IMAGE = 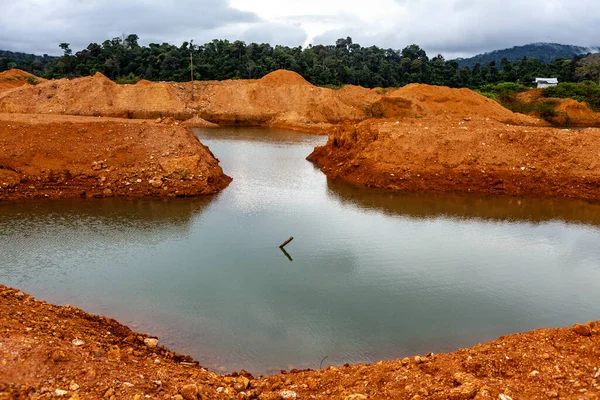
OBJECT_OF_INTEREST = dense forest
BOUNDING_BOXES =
[1,35,599,90]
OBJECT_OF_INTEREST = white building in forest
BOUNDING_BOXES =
[534,78,558,88]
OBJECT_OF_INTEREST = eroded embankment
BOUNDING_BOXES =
[308,117,600,200]
[0,113,231,201]
[1,285,599,399]
[0,70,549,131]
[516,89,600,127]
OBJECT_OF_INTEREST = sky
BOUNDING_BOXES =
[1,0,599,59]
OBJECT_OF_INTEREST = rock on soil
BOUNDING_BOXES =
[1,284,600,399]
[308,116,600,200]
[0,113,231,201]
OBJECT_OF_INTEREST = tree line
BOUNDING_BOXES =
[1,35,598,89]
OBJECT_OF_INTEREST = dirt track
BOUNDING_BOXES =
[1,285,599,400]
[0,113,231,201]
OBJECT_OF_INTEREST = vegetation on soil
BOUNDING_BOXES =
[543,81,600,112]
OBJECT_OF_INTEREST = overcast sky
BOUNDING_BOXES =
[1,0,598,59]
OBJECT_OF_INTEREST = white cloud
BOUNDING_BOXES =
[0,0,598,58]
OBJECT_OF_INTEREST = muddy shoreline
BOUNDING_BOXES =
[2,69,600,398]
[1,285,598,399]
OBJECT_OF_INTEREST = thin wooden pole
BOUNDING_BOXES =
[190,40,194,101]
[279,236,294,248]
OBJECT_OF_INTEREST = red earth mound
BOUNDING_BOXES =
[0,113,231,201]
[308,116,600,200]
[0,69,44,93]
[0,70,549,129]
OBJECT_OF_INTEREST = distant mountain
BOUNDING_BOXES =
[455,43,600,68]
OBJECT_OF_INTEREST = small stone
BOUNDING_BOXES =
[542,353,551,360]
[180,384,198,400]
[234,376,250,391]
[103,388,114,398]
[173,396,183,400]
[103,188,113,197]
[143,338,159,348]
[345,395,367,400]
[547,391,558,398]
[150,177,163,188]
[529,370,540,377]
[15,291,25,299]
[401,357,409,365]
[573,323,591,336]
[280,390,297,400]
[498,395,513,400]
[414,355,423,364]
[69,382,79,391]
[55,389,68,396]
[71,339,85,346]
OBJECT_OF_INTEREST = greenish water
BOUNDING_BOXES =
[1,127,600,375]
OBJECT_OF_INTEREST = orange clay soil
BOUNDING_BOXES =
[307,116,600,200]
[0,113,230,201]
[0,70,546,132]
[1,285,599,400]
[516,90,600,127]
[0,70,45,93]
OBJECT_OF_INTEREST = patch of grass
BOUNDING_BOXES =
[476,82,529,102]
[116,73,142,85]
[319,84,345,90]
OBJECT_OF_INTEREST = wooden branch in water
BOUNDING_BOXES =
[280,247,293,262]
[279,236,294,248]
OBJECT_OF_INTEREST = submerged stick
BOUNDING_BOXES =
[279,236,294,248]
[280,247,293,262]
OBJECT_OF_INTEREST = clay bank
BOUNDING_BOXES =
[3,69,600,201]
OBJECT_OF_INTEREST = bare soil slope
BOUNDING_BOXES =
[0,69,44,93]
[376,84,546,126]
[0,70,548,131]
[516,90,600,127]
[0,113,231,201]
[1,285,599,399]
[308,117,600,200]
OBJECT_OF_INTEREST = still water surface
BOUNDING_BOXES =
[2,127,600,374]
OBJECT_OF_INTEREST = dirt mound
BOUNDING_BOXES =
[553,98,600,126]
[259,69,310,86]
[380,84,547,125]
[0,113,230,201]
[136,79,152,85]
[0,69,44,94]
[0,70,550,129]
[308,117,600,200]
[2,284,599,399]
[0,73,185,119]
[182,115,219,128]
[0,69,36,79]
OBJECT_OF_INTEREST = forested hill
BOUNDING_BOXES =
[0,50,56,76]
[456,43,600,68]
[1,36,598,89]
